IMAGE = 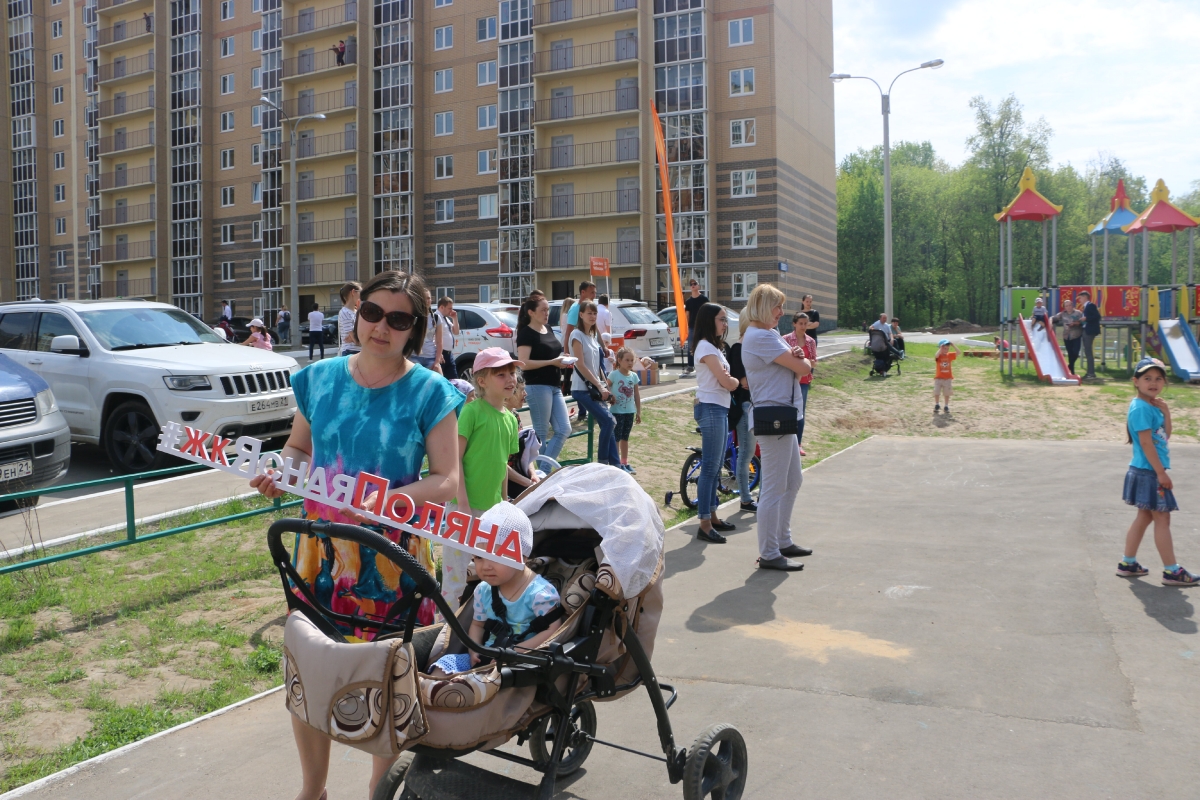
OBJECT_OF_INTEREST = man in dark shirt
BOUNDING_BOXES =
[1078,290,1102,379]
[801,294,820,346]
[683,278,708,373]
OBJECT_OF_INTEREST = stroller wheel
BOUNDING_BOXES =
[370,751,415,800]
[682,723,748,800]
[528,700,597,777]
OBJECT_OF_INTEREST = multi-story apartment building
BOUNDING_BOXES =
[0,0,835,324]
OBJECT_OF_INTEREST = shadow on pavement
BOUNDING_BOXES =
[662,534,707,582]
[1128,581,1198,634]
[684,569,787,633]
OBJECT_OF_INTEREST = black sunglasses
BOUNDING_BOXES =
[358,300,417,332]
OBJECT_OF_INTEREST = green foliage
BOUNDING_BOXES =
[246,642,282,675]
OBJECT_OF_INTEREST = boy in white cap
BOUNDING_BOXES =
[933,338,959,414]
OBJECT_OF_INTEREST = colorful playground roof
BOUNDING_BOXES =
[1123,179,1198,234]
[1090,179,1139,236]
[995,167,1063,222]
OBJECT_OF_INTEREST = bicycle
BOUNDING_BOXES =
[666,429,760,509]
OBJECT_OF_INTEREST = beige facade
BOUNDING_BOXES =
[0,0,835,323]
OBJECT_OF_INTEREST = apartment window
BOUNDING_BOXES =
[221,111,235,131]
[54,184,66,202]
[221,261,235,282]
[436,286,456,301]
[53,119,64,137]
[252,258,262,279]
[221,186,235,206]
[54,152,65,169]
[251,143,260,164]
[478,194,498,219]
[729,18,753,46]
[220,36,234,57]
[477,60,496,86]
[221,74,235,94]
[56,282,68,299]
[434,69,453,93]
[55,250,68,267]
[252,219,261,238]
[477,149,497,174]
[731,220,757,249]
[434,25,453,50]
[55,217,66,235]
[434,111,453,135]
[730,68,755,96]
[251,67,261,88]
[252,298,262,317]
[52,54,63,71]
[478,239,497,263]
[221,0,233,19]
[252,29,261,50]
[477,16,496,41]
[252,0,260,11]
[51,20,63,37]
[221,148,235,169]
[730,169,756,197]
[477,105,497,130]
[221,224,235,243]
[435,199,455,223]
[53,86,64,104]
[435,0,451,6]
[251,182,262,204]
[434,155,453,178]
[732,272,758,300]
[51,0,62,5]
[730,118,756,147]
[435,242,454,267]
[252,104,261,127]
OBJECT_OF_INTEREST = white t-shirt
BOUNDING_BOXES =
[308,310,324,334]
[222,304,232,319]
[420,315,438,358]
[569,329,603,393]
[693,340,731,408]
[434,311,455,349]
[338,305,359,353]
[597,304,612,343]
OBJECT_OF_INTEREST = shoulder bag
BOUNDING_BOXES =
[752,378,798,437]
[570,334,605,401]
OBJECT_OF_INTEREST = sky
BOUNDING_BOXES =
[831,0,1200,194]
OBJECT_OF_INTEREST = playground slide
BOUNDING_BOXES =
[1157,319,1200,382]
[1017,315,1081,385]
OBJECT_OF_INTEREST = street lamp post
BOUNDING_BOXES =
[261,96,324,340]
[830,59,944,321]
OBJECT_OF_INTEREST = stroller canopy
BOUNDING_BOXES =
[516,464,665,597]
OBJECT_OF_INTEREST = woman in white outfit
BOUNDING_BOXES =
[739,284,813,571]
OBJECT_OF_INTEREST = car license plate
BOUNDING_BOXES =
[249,396,290,414]
[650,338,665,347]
[0,460,32,482]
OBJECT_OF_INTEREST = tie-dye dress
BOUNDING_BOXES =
[290,357,464,638]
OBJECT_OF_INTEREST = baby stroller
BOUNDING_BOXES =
[267,463,748,800]
[867,328,902,377]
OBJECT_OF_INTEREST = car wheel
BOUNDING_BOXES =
[455,356,475,383]
[104,401,167,474]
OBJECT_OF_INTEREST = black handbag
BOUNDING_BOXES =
[752,380,799,436]
[574,365,604,402]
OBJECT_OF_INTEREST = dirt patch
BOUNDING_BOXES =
[18,711,92,751]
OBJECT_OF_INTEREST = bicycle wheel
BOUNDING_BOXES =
[679,452,701,509]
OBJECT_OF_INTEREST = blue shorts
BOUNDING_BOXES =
[1123,466,1179,512]
[613,412,635,441]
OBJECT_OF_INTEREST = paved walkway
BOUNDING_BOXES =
[12,436,1200,799]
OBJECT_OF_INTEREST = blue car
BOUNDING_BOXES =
[0,353,71,512]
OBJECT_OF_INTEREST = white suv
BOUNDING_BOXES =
[446,303,520,380]
[548,299,674,364]
[0,300,299,473]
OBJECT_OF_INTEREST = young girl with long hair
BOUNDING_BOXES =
[569,300,620,467]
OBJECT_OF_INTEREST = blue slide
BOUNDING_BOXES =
[1158,318,1200,382]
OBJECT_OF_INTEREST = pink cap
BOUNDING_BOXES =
[472,347,525,371]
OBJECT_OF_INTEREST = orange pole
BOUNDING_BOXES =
[651,103,688,345]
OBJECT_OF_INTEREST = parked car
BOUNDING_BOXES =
[549,299,674,364]
[0,353,70,512]
[0,299,299,473]
[447,303,520,380]
[228,316,280,345]
[299,317,339,347]
[657,305,741,357]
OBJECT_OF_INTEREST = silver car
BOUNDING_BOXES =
[0,353,70,512]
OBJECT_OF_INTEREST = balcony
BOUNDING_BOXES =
[532,38,637,76]
[98,89,156,120]
[97,276,156,298]
[533,87,637,123]
[98,239,156,263]
[282,48,357,80]
[536,240,640,270]
[97,14,152,48]
[283,86,357,118]
[97,52,154,85]
[283,217,358,244]
[297,261,358,285]
[282,129,358,161]
[98,126,155,156]
[284,173,357,203]
[282,3,358,40]
[534,137,638,171]
[99,202,155,228]
[533,0,637,27]
[97,0,152,15]
[98,164,155,191]
[535,188,640,219]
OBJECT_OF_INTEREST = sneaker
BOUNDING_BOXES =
[1116,560,1149,578]
[740,501,758,512]
[1162,566,1200,586]
[934,404,940,413]
[943,406,950,414]
[622,464,637,475]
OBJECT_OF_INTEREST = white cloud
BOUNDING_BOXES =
[833,0,1200,193]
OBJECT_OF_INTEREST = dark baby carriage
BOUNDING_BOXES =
[867,327,902,376]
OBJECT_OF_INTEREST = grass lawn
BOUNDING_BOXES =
[3,342,1198,789]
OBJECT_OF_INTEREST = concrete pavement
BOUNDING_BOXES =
[11,435,1200,799]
